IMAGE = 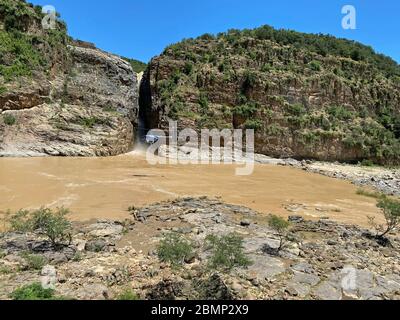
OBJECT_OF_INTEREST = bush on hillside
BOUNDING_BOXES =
[205,233,252,271]
[7,207,72,248]
[267,215,290,253]
[10,283,54,300]
[368,196,400,239]
[157,233,194,268]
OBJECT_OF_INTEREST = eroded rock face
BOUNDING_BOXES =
[0,45,139,157]
[140,31,400,165]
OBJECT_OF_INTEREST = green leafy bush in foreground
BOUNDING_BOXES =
[19,252,47,271]
[157,233,194,268]
[6,207,72,248]
[9,282,71,301]
[31,207,72,247]
[205,233,252,271]
[116,289,140,300]
[7,209,32,232]
[10,283,55,300]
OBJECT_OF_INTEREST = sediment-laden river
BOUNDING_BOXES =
[0,152,379,226]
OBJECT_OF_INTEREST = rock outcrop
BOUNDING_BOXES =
[0,0,139,157]
[141,26,400,165]
[1,197,399,300]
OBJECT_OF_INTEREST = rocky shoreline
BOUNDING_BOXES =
[281,160,400,197]
[1,197,399,300]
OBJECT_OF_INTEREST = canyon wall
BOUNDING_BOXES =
[141,28,400,164]
[0,0,139,156]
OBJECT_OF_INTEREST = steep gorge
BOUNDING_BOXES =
[1,0,400,165]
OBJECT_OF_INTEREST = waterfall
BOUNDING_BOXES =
[134,71,148,150]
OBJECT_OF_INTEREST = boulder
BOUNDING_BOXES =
[41,265,57,289]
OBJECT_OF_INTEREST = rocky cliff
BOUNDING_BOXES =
[0,0,139,156]
[141,26,400,165]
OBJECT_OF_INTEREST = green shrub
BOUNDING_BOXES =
[300,131,320,145]
[183,62,193,75]
[31,207,72,248]
[198,92,209,113]
[327,105,354,121]
[234,101,258,118]
[267,215,290,252]
[3,113,16,126]
[218,62,226,73]
[72,252,82,262]
[242,70,257,90]
[10,283,55,300]
[77,116,110,128]
[116,289,139,300]
[261,63,272,72]
[199,33,215,41]
[6,209,32,232]
[370,196,400,238]
[205,233,252,271]
[360,159,375,167]
[0,266,12,274]
[309,60,321,71]
[171,70,181,84]
[286,103,306,116]
[0,85,6,95]
[244,119,263,130]
[7,207,72,248]
[20,252,47,270]
[266,123,285,136]
[157,233,194,268]
[122,57,147,73]
[103,106,121,116]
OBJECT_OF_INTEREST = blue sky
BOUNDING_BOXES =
[29,0,400,63]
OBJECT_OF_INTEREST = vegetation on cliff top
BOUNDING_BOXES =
[166,25,400,79]
[0,1,146,84]
[122,57,147,73]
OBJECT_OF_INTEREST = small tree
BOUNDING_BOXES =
[10,283,55,301]
[205,233,252,271]
[369,196,400,238]
[267,215,290,252]
[7,207,72,249]
[31,208,72,248]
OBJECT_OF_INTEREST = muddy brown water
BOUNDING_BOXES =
[0,152,380,227]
